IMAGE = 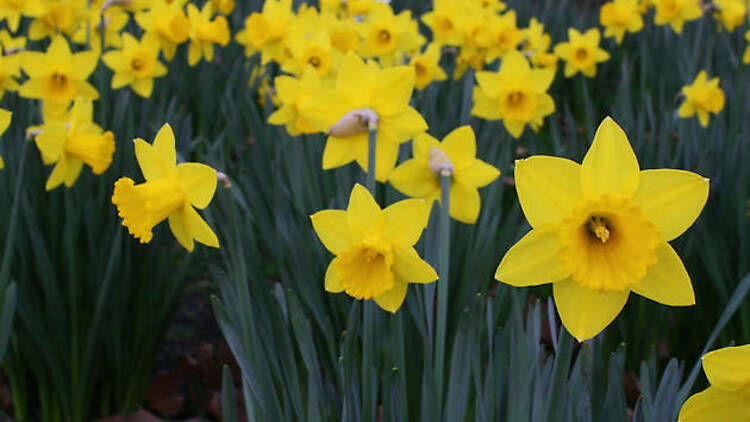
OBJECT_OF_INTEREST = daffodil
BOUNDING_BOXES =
[0,0,43,32]
[473,0,507,14]
[235,0,293,64]
[0,108,10,169]
[389,126,500,223]
[34,97,115,190]
[678,345,750,421]
[357,3,424,66]
[475,10,522,63]
[211,0,234,15]
[421,0,465,46]
[521,18,558,70]
[495,117,709,341]
[0,45,21,99]
[653,0,702,34]
[554,28,610,78]
[410,43,447,90]
[135,0,190,60]
[186,3,230,66]
[19,35,99,111]
[28,0,87,41]
[600,0,644,44]
[301,52,428,182]
[72,8,129,55]
[678,71,725,128]
[282,28,339,78]
[310,184,437,312]
[112,123,220,252]
[323,12,361,53]
[103,33,167,98]
[714,0,745,32]
[268,67,323,136]
[471,50,555,138]
[0,29,26,52]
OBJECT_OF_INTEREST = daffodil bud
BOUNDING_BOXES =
[101,0,132,12]
[217,171,231,188]
[328,108,378,137]
[428,147,454,177]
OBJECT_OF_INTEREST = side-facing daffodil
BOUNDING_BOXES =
[72,8,129,55]
[211,0,234,15]
[653,0,702,34]
[495,117,709,341]
[554,28,610,78]
[599,0,644,44]
[301,52,428,182]
[410,43,447,90]
[310,184,437,312]
[268,66,323,136]
[135,0,190,60]
[678,71,725,128]
[389,126,500,223]
[19,35,99,113]
[103,33,167,98]
[678,345,750,421]
[112,123,220,252]
[186,2,230,66]
[28,0,87,41]
[714,0,745,32]
[0,108,10,169]
[34,97,115,190]
[472,49,555,138]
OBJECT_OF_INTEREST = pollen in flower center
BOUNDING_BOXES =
[307,56,321,68]
[50,72,70,90]
[378,29,391,43]
[508,91,525,107]
[587,215,611,243]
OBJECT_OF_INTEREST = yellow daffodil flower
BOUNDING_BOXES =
[638,0,654,13]
[28,0,87,41]
[211,0,234,15]
[235,0,293,64]
[522,18,558,71]
[323,12,361,54]
[186,3,230,66]
[358,3,424,66]
[34,97,115,190]
[301,52,428,182]
[0,29,27,52]
[72,8,129,55]
[135,0,190,60]
[0,46,21,99]
[678,71,725,128]
[653,0,702,34]
[268,67,323,136]
[600,0,644,44]
[471,50,555,138]
[473,0,507,14]
[389,126,500,223]
[0,109,10,169]
[19,35,99,111]
[310,184,437,312]
[282,28,339,78]
[421,0,465,46]
[112,123,220,252]
[410,43,447,90]
[0,0,43,32]
[476,10,522,63]
[678,345,750,421]
[496,117,709,341]
[714,0,745,32]
[102,33,167,98]
[554,28,610,78]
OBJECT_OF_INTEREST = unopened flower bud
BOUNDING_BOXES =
[428,147,454,177]
[26,129,42,140]
[217,171,231,188]
[328,108,379,137]
[101,0,132,12]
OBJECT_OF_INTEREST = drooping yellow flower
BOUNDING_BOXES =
[235,0,293,64]
[714,0,745,32]
[186,3,230,66]
[0,109,10,169]
[72,8,129,55]
[211,0,234,15]
[410,43,447,90]
[112,123,220,252]
[389,126,500,223]
[19,35,99,111]
[600,0,644,44]
[34,97,115,190]
[471,50,555,138]
[301,52,428,182]
[475,10,522,63]
[678,71,725,128]
[268,67,323,136]
[103,33,167,98]
[678,345,750,422]
[135,0,190,60]
[554,28,610,78]
[310,184,437,312]
[0,45,21,99]
[653,0,702,34]
[495,117,709,341]
[0,0,43,32]
[28,0,87,41]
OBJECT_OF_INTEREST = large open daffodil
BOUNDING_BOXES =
[496,117,709,341]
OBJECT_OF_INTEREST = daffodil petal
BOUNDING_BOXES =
[153,123,177,166]
[630,242,694,306]
[324,259,345,293]
[449,181,480,224]
[372,66,414,117]
[389,159,440,199]
[134,138,174,181]
[393,245,437,284]
[184,205,219,248]
[581,117,640,200]
[383,198,430,246]
[0,109,10,134]
[678,386,750,422]
[373,279,408,313]
[515,156,582,227]
[702,345,750,391]
[454,160,500,188]
[553,279,629,341]
[440,125,475,170]
[168,210,194,251]
[495,225,570,286]
[310,209,357,255]
[347,184,382,234]
[631,169,709,241]
[177,162,217,209]
[322,134,360,170]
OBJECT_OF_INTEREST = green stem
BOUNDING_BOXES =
[362,122,378,422]
[366,124,377,192]
[0,141,28,290]
[434,171,451,414]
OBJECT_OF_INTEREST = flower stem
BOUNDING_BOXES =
[362,123,377,422]
[366,123,377,193]
[434,171,451,413]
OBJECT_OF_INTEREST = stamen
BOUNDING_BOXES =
[587,216,611,243]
